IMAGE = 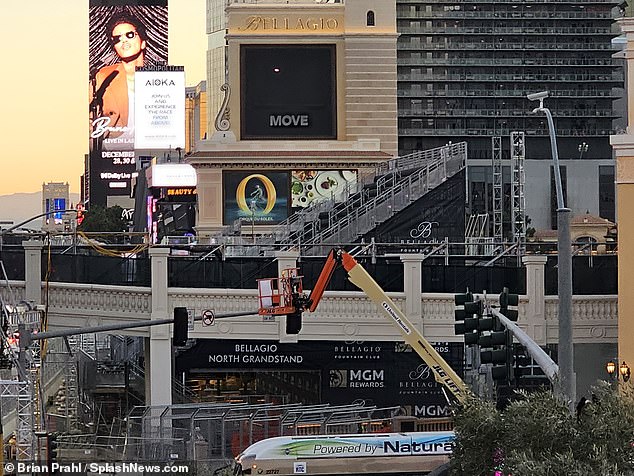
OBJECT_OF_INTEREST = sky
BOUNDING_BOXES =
[0,0,207,195]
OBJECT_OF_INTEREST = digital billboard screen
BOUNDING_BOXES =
[45,198,66,225]
[88,0,168,205]
[223,171,289,225]
[291,170,357,208]
[241,45,336,139]
[135,69,186,150]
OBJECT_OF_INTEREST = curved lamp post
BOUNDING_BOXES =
[527,91,575,410]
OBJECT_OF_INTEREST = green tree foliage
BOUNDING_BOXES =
[451,382,634,476]
[451,396,501,475]
[77,205,127,233]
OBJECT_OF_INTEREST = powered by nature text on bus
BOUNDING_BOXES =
[233,431,454,475]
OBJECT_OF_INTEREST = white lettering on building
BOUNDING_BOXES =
[269,114,309,127]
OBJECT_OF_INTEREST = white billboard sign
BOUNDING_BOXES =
[147,163,197,187]
[135,70,185,149]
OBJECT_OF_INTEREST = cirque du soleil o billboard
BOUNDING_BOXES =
[223,172,289,225]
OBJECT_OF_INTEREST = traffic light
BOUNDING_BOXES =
[173,307,189,346]
[499,287,519,321]
[47,432,59,464]
[513,345,533,379]
[286,311,302,335]
[477,314,506,348]
[454,293,470,336]
[478,313,513,382]
[454,293,482,345]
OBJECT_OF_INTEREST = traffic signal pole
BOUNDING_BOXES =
[28,310,258,342]
[20,311,258,353]
[491,308,559,383]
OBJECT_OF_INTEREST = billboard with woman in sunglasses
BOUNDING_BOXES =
[88,1,168,204]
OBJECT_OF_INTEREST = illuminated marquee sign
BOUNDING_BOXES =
[291,170,357,208]
[135,69,186,150]
[166,188,196,197]
[147,163,197,188]
[163,187,197,202]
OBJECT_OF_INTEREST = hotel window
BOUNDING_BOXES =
[367,11,375,26]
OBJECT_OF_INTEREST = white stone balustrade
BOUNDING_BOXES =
[34,286,616,345]
[0,240,617,405]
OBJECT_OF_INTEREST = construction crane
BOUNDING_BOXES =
[257,249,471,405]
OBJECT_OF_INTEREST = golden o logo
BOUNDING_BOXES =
[236,174,277,214]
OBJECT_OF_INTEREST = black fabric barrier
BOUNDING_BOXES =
[545,255,617,295]
[169,257,279,289]
[0,249,25,281]
[299,256,405,293]
[422,263,526,295]
[46,253,150,286]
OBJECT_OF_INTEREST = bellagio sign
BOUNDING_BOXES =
[240,15,340,32]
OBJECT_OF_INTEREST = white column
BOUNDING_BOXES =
[611,17,634,387]
[276,251,299,276]
[144,337,151,403]
[148,247,172,406]
[522,255,548,345]
[22,240,43,305]
[400,254,424,330]
[275,251,299,343]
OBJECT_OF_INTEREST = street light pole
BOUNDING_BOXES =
[578,142,588,159]
[0,210,78,235]
[527,91,575,411]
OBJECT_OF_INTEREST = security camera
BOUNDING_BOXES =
[526,91,549,101]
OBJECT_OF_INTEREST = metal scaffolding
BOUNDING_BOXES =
[0,380,34,461]
[511,131,526,251]
[0,277,59,461]
[492,136,503,242]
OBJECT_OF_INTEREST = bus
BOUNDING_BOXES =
[233,431,454,475]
